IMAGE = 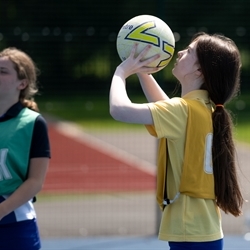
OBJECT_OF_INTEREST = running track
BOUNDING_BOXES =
[42,122,156,193]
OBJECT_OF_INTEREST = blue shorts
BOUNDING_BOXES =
[169,239,223,250]
[0,219,41,250]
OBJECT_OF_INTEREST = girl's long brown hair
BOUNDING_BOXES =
[194,32,244,216]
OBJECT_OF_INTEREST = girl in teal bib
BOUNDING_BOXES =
[0,48,50,250]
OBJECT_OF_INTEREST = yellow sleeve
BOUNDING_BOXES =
[145,99,188,139]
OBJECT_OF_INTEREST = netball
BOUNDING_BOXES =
[116,15,175,71]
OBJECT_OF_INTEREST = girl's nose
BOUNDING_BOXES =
[177,51,183,57]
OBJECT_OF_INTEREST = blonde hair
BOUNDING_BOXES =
[0,47,40,111]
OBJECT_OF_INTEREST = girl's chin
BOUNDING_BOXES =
[172,68,179,80]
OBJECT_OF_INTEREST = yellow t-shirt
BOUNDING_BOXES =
[146,90,223,242]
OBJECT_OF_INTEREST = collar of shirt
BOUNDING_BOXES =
[0,102,24,122]
[182,90,210,103]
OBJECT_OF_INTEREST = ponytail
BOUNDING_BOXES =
[194,32,244,216]
[212,106,243,216]
[21,99,39,112]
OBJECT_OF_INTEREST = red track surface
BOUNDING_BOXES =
[42,125,156,193]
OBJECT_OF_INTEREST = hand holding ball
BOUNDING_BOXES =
[116,15,175,72]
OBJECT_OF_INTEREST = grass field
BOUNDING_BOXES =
[36,92,250,143]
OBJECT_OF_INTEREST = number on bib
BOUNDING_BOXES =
[204,133,213,174]
[0,149,12,180]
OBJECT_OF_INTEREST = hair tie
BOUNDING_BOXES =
[216,104,224,108]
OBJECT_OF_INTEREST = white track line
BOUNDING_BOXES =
[53,121,156,176]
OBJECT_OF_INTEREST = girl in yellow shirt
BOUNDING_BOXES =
[109,32,244,250]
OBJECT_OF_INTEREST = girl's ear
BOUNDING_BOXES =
[18,80,28,90]
[195,68,203,77]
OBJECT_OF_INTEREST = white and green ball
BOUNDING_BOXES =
[116,15,175,71]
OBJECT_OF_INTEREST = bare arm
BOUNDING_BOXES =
[110,73,153,124]
[0,157,49,220]
[137,73,170,102]
[110,44,160,124]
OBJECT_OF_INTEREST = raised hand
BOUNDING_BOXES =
[116,43,160,79]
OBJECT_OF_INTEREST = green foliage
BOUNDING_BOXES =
[0,0,250,94]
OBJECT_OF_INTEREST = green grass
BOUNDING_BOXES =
[36,92,250,143]
[234,124,250,143]
[36,94,147,131]
[226,93,250,143]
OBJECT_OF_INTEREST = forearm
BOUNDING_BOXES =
[109,68,132,120]
[109,45,161,124]
[137,73,169,102]
[0,158,49,220]
[0,178,43,220]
